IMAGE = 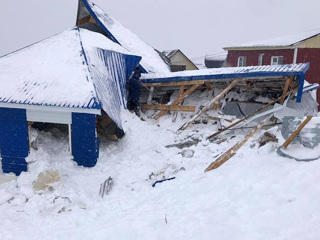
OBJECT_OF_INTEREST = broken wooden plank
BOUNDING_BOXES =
[205,81,213,91]
[142,104,196,112]
[78,15,96,25]
[144,80,205,87]
[282,116,312,148]
[179,78,242,131]
[204,114,274,172]
[154,83,202,120]
[172,85,186,122]
[279,77,291,105]
[206,87,298,140]
[147,86,154,104]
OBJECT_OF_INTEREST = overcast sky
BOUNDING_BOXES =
[0,0,319,62]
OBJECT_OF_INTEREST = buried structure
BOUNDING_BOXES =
[0,27,141,175]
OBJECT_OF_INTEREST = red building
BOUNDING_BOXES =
[224,30,320,104]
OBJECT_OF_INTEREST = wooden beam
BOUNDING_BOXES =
[205,81,213,91]
[78,15,96,25]
[142,104,196,112]
[204,114,273,172]
[282,116,312,148]
[172,85,186,122]
[206,87,298,140]
[144,80,204,87]
[279,77,291,105]
[179,78,242,131]
[154,84,202,120]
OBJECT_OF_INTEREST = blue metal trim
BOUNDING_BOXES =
[81,0,120,45]
[76,27,102,110]
[141,71,308,84]
[296,74,305,103]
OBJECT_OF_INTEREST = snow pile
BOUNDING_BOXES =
[1,92,320,239]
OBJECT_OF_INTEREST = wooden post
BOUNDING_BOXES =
[206,87,298,140]
[204,114,273,172]
[147,87,154,105]
[179,78,241,131]
[280,77,292,105]
[172,85,185,122]
[154,83,202,120]
[282,116,312,148]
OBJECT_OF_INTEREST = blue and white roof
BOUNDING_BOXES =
[79,0,171,74]
[0,27,141,129]
[141,63,310,82]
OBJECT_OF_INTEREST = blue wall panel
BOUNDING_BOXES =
[72,113,99,167]
[0,108,28,175]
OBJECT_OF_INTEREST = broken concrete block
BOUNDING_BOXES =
[33,170,61,192]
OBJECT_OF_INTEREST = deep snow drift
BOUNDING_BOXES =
[1,92,320,240]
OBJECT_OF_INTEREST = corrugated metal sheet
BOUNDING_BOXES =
[0,28,100,110]
[81,0,171,73]
[80,28,141,129]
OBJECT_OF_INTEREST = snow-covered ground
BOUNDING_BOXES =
[1,92,320,240]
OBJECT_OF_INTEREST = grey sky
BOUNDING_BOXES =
[0,0,319,62]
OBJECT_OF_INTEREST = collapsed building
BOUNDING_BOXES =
[0,0,318,175]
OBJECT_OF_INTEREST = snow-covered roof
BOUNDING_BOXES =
[141,63,310,103]
[162,49,179,59]
[141,63,309,81]
[0,27,141,129]
[205,52,227,61]
[80,0,170,74]
[224,29,320,49]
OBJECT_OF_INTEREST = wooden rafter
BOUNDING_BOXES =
[204,114,274,172]
[78,15,97,25]
[153,83,202,120]
[204,81,213,91]
[282,116,312,148]
[172,85,186,122]
[179,78,242,131]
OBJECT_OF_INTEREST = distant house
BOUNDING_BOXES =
[162,49,198,72]
[205,52,227,68]
[223,29,320,103]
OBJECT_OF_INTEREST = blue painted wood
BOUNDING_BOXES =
[72,113,99,167]
[0,108,28,175]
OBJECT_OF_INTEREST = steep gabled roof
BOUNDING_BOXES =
[162,49,179,59]
[77,0,170,73]
[224,29,320,49]
[0,27,141,129]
